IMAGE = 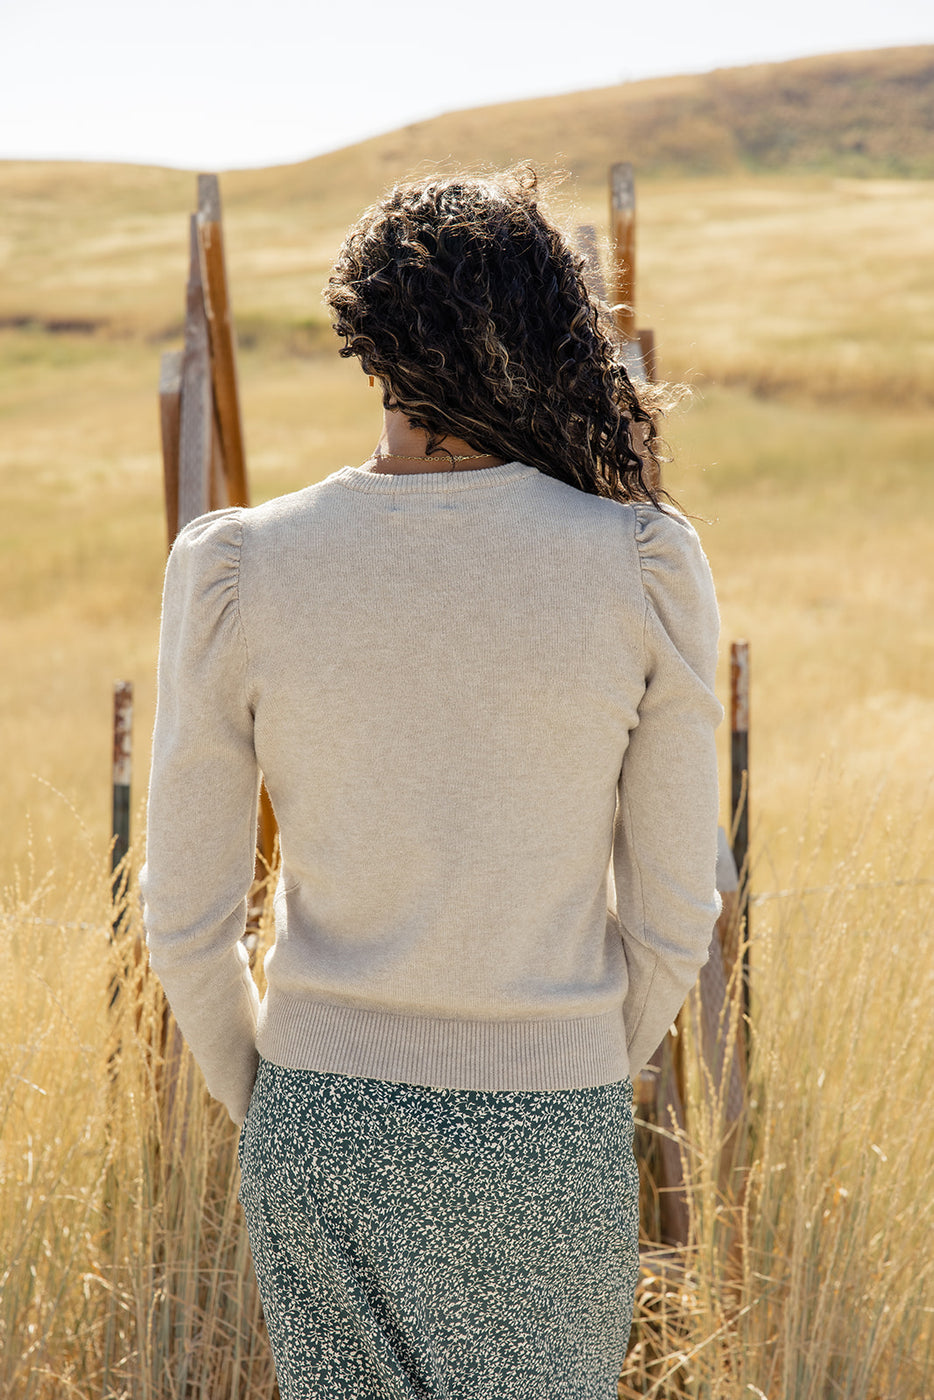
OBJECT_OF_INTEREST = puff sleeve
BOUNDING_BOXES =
[140,510,261,1124]
[614,505,723,1078]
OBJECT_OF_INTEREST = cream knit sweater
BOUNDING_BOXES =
[141,461,723,1124]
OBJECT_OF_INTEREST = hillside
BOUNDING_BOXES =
[231,43,934,206]
[1,46,933,411]
[1,46,932,368]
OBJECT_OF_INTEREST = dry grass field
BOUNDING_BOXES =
[3,808,930,1397]
[2,160,932,887]
[1,53,933,1394]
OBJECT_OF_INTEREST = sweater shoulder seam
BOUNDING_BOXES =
[230,512,254,704]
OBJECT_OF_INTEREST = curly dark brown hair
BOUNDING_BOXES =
[324,166,675,504]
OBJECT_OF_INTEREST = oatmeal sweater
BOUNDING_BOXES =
[141,462,722,1124]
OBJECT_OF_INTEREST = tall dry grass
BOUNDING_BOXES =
[2,148,932,1396]
[4,169,934,887]
[621,781,934,1398]
[0,853,277,1399]
[2,779,931,1397]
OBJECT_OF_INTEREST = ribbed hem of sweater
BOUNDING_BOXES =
[332,462,538,494]
[255,994,632,1092]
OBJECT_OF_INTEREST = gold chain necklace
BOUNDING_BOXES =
[372,451,493,462]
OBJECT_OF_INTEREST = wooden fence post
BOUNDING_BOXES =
[158,351,182,548]
[594,164,753,1252]
[730,640,751,1040]
[197,174,249,510]
[159,173,279,924]
[609,162,657,389]
[177,215,213,530]
[594,163,694,1245]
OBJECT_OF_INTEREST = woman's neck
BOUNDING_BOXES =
[363,407,505,474]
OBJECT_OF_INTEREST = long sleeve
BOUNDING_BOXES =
[139,510,262,1124]
[614,505,723,1078]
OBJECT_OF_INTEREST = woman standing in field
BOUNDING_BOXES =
[141,167,722,1400]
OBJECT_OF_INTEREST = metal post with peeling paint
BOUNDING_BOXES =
[609,161,637,344]
[609,163,648,385]
[112,681,133,870]
[112,681,133,941]
[607,163,661,497]
[730,640,751,1040]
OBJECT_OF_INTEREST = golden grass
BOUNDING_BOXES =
[2,146,932,1394]
[622,786,934,1397]
[0,857,277,1399]
[2,787,930,1397]
[4,344,931,891]
[633,176,934,407]
[3,162,934,405]
[3,184,932,870]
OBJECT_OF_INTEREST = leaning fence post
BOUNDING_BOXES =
[197,173,249,510]
[159,350,182,548]
[730,640,751,1043]
[177,215,213,530]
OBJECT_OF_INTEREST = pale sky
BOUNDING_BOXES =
[2,0,931,170]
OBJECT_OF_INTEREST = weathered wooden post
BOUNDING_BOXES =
[176,215,213,529]
[730,640,751,1039]
[196,174,248,510]
[579,166,688,1245]
[609,161,660,388]
[157,175,278,906]
[197,173,277,906]
[580,166,752,1257]
[159,352,182,548]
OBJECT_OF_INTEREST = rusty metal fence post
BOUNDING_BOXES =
[111,680,133,938]
[609,161,637,345]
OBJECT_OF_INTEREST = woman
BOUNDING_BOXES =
[141,168,722,1400]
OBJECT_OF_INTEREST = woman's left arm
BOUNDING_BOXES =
[140,510,262,1125]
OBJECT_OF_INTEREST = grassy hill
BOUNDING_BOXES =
[246,43,934,200]
[2,47,933,408]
